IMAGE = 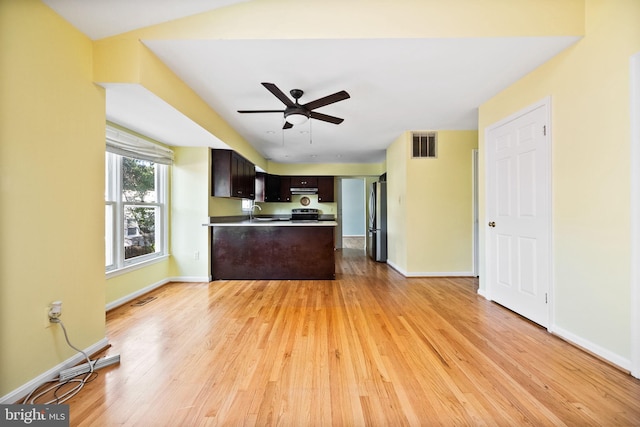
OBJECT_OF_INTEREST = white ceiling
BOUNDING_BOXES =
[42,0,579,164]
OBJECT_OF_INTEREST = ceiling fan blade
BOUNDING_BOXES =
[310,111,344,124]
[237,110,284,113]
[262,82,295,107]
[302,90,350,111]
[283,121,293,130]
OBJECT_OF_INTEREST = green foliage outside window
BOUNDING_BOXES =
[123,157,157,259]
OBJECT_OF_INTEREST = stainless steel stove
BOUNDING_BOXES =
[291,208,319,222]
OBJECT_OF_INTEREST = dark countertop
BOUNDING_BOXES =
[204,219,337,227]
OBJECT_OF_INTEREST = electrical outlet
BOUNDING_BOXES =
[194,250,199,260]
[47,300,62,325]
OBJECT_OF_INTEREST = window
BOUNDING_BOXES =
[241,199,253,211]
[105,126,172,273]
[412,132,437,158]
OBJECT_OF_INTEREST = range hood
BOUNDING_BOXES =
[290,187,318,195]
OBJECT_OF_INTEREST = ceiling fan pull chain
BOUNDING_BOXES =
[309,118,313,145]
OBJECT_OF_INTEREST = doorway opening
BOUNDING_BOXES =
[472,149,479,277]
[340,178,366,252]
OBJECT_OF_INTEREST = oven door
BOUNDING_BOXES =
[291,215,319,222]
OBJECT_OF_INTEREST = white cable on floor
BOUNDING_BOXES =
[22,319,95,405]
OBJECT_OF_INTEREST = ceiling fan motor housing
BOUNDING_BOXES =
[290,89,304,100]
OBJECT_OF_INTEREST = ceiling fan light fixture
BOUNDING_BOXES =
[285,111,309,125]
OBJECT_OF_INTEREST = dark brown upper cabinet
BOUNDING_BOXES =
[317,176,335,202]
[211,149,255,199]
[290,176,318,188]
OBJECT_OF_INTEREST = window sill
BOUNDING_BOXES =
[106,254,170,279]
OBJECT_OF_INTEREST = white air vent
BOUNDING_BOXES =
[412,132,437,158]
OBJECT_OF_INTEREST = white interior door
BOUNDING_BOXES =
[486,100,551,327]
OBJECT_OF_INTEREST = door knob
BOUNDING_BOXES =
[488,221,496,227]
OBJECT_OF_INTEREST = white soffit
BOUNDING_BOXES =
[103,83,228,149]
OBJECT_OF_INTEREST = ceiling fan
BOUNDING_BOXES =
[238,82,350,129]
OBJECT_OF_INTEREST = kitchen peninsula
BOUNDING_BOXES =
[205,219,337,280]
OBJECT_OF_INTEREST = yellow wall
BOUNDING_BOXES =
[386,134,409,270]
[209,196,244,217]
[407,131,477,273]
[170,147,211,280]
[126,0,584,40]
[478,0,640,360]
[387,131,477,275]
[0,0,106,396]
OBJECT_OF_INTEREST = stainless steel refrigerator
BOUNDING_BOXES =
[367,181,387,262]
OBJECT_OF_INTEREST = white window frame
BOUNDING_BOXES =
[105,127,170,276]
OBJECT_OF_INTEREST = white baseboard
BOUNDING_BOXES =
[385,260,474,278]
[403,271,475,278]
[105,276,210,311]
[168,276,210,283]
[385,260,404,275]
[474,294,630,374]
[474,295,630,372]
[549,324,631,372]
[105,278,171,311]
[0,338,109,404]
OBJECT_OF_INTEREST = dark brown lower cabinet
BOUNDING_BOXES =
[211,225,335,280]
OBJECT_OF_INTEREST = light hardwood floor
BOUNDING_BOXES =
[62,247,639,426]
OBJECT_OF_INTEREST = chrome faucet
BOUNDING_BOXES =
[249,203,262,220]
